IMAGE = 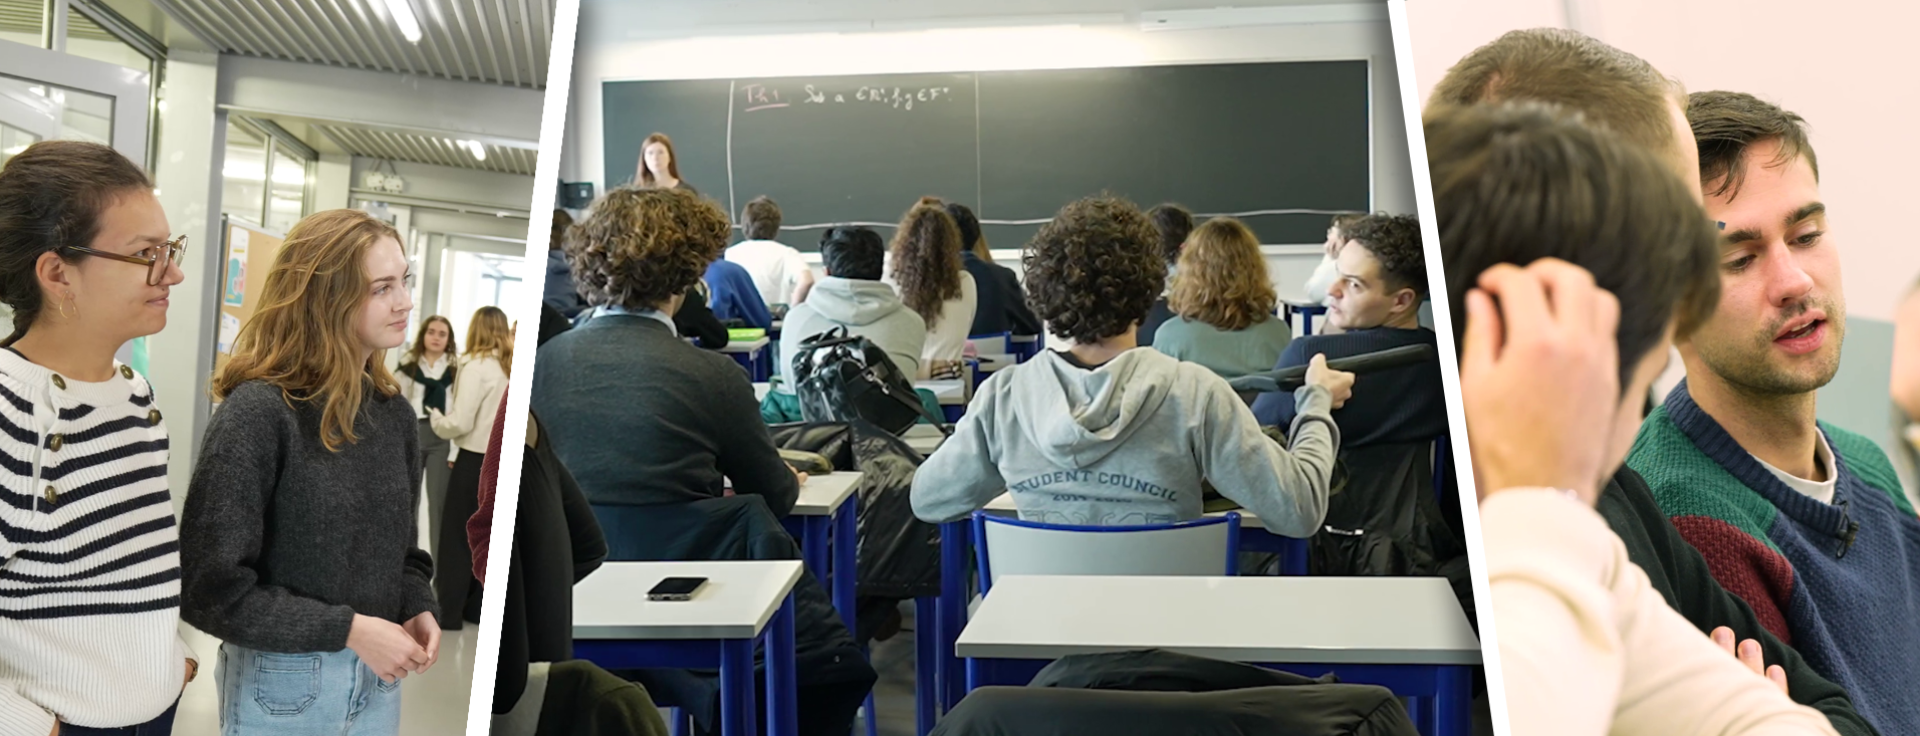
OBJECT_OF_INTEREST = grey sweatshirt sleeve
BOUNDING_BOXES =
[180,387,357,653]
[1197,382,1338,538]
[911,390,1006,523]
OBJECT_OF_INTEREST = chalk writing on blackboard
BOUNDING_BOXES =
[739,83,955,112]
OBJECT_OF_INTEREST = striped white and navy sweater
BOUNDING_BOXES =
[0,350,189,734]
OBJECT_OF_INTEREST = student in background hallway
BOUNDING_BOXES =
[1251,214,1443,446]
[1137,203,1193,346]
[395,315,458,562]
[1427,29,1876,734]
[888,197,976,378]
[1152,217,1292,380]
[183,208,439,736]
[1433,100,1838,736]
[545,210,586,319]
[725,196,814,310]
[0,140,194,736]
[636,132,698,196]
[912,196,1348,530]
[947,202,1041,340]
[430,306,511,630]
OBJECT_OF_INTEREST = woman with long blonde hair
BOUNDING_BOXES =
[429,305,510,629]
[182,208,438,735]
[888,197,976,378]
[635,132,698,195]
[1152,217,1292,379]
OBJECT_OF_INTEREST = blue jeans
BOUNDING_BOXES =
[216,643,401,736]
[59,701,177,736]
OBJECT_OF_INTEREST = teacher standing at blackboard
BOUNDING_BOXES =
[635,132,698,196]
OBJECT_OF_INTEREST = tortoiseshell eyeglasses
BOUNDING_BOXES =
[61,234,187,286]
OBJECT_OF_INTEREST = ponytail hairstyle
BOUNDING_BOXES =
[0,141,152,345]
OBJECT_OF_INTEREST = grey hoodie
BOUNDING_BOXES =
[911,348,1336,535]
[777,276,928,390]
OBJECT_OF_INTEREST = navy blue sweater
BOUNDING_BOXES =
[1630,383,1920,736]
[705,259,773,329]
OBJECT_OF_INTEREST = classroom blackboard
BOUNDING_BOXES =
[602,61,1370,251]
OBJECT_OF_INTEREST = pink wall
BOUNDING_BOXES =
[1406,0,1920,320]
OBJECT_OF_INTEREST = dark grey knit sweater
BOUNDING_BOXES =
[180,379,438,653]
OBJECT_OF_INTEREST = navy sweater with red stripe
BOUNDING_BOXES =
[1628,382,1920,736]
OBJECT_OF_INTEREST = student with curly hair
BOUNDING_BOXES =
[1151,217,1292,379]
[1251,214,1444,447]
[887,198,976,378]
[532,187,876,736]
[910,196,1352,530]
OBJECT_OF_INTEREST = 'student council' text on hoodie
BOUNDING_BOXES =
[910,348,1337,535]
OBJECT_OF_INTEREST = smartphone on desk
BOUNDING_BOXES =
[647,576,708,602]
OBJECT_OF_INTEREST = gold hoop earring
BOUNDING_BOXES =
[56,294,75,321]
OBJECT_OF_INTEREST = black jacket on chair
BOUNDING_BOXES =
[766,420,941,600]
[1309,441,1472,630]
[932,650,1417,736]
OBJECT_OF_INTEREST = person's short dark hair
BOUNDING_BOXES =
[945,202,982,248]
[0,140,152,345]
[1024,196,1163,342]
[550,209,573,251]
[1427,101,1719,391]
[565,186,730,310]
[1330,213,1365,239]
[1147,203,1194,267]
[742,196,782,241]
[1688,91,1819,201]
[1343,214,1427,296]
[1430,28,1683,168]
[820,226,885,281]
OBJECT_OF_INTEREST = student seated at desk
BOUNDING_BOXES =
[704,256,772,328]
[725,195,815,309]
[534,186,875,736]
[910,196,1351,532]
[1151,217,1292,380]
[765,226,928,421]
[1136,203,1193,347]
[889,197,977,378]
[1251,213,1444,447]
[947,202,1041,339]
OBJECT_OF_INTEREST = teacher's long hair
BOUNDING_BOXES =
[212,209,403,452]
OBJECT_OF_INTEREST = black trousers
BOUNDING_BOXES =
[435,448,486,628]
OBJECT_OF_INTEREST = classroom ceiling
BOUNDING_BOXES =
[314,123,538,175]
[149,0,555,88]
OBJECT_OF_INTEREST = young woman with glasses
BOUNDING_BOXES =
[0,140,194,736]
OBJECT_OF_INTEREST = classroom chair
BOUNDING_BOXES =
[971,511,1241,596]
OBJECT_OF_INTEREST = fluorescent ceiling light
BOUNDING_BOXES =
[461,140,487,161]
[381,0,423,43]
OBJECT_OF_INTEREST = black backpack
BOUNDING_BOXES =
[792,326,950,436]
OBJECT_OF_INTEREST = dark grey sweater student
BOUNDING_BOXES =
[181,209,440,736]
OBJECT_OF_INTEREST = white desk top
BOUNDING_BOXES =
[957,575,1481,665]
[720,337,771,353]
[1010,334,1038,343]
[754,382,773,402]
[573,560,803,640]
[902,424,945,454]
[916,379,966,405]
[793,472,860,516]
[982,492,1268,529]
